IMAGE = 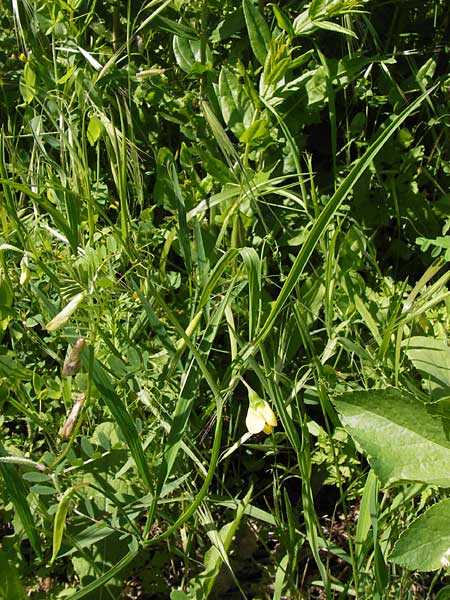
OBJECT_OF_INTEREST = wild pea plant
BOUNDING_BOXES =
[0,0,449,598]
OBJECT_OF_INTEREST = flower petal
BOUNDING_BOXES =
[246,406,266,434]
[263,423,273,435]
[261,402,277,427]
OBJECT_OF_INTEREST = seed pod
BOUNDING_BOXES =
[61,393,85,439]
[62,338,85,377]
[46,291,86,332]
[19,255,30,286]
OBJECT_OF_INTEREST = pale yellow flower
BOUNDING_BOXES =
[245,385,277,435]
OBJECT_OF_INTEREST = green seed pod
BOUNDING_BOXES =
[51,486,75,564]
[19,255,30,286]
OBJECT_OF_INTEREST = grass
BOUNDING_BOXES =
[0,0,450,598]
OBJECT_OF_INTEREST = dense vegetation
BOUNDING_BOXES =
[1,0,450,598]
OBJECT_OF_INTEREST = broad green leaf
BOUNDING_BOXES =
[390,499,450,571]
[242,0,271,66]
[218,67,254,139]
[87,116,103,146]
[239,118,270,145]
[30,484,56,495]
[19,61,36,103]
[334,388,450,487]
[436,586,450,600]
[173,36,200,73]
[173,36,212,74]
[22,471,50,483]
[170,592,188,600]
[405,336,450,400]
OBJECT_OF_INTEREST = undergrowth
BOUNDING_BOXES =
[0,0,450,598]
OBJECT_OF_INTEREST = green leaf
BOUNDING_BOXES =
[186,488,251,597]
[390,499,450,571]
[334,388,450,487]
[19,61,36,103]
[314,19,358,38]
[65,547,139,600]
[405,336,450,400]
[173,36,212,74]
[87,116,103,146]
[435,586,450,600]
[171,163,192,272]
[239,118,270,145]
[30,484,56,495]
[153,16,197,39]
[242,0,271,66]
[22,471,50,483]
[170,592,189,600]
[173,36,200,73]
[239,247,261,339]
[0,449,41,557]
[0,549,27,600]
[57,65,77,84]
[271,5,294,37]
[218,67,254,139]
[308,0,326,19]
[210,7,244,43]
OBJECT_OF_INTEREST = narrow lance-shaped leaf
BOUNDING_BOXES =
[242,0,271,66]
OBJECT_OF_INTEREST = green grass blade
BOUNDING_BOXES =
[67,546,139,600]
[171,162,192,272]
[239,247,261,339]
